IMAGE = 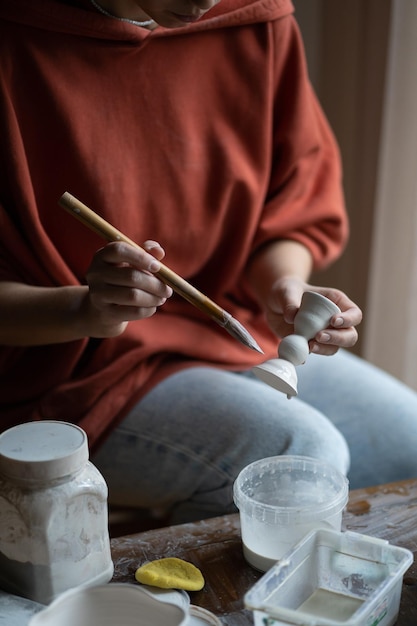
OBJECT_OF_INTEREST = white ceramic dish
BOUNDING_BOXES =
[28,583,188,626]
[139,584,190,611]
[188,604,222,625]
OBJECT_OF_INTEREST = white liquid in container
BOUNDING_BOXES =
[241,518,336,571]
[234,456,348,572]
[297,588,364,620]
[0,421,113,604]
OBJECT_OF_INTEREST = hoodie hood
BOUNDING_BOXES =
[0,0,294,41]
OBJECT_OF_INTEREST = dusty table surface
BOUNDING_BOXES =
[111,478,417,625]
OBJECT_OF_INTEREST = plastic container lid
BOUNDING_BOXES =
[0,421,88,482]
[233,455,349,524]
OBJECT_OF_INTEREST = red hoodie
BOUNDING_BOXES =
[0,0,348,449]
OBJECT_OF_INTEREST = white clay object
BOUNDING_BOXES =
[252,292,341,398]
[252,358,298,397]
[294,291,341,339]
[278,335,309,365]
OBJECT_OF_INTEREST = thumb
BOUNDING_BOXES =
[270,278,305,323]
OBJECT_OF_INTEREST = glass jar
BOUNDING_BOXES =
[0,421,114,604]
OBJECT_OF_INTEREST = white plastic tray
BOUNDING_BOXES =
[244,528,413,626]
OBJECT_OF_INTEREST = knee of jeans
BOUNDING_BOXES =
[291,419,351,477]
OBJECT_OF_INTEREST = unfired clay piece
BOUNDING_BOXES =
[253,292,341,397]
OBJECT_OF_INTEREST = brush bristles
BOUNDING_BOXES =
[224,317,263,354]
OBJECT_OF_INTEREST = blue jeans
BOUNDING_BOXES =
[92,350,417,523]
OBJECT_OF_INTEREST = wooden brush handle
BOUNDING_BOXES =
[59,192,229,325]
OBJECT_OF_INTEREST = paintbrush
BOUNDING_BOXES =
[59,192,263,354]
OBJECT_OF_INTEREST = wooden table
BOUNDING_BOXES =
[111,478,417,625]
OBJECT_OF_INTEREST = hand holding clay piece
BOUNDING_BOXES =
[252,292,341,397]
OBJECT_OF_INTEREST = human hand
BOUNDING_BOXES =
[265,277,362,356]
[84,240,173,337]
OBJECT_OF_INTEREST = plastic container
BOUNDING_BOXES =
[0,421,114,604]
[233,455,349,571]
[244,528,413,626]
[28,584,188,626]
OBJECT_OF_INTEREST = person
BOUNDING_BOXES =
[1,0,417,525]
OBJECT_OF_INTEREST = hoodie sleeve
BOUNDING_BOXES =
[252,15,348,271]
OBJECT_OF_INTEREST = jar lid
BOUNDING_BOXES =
[0,421,89,482]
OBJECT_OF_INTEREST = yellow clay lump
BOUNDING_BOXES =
[135,557,205,591]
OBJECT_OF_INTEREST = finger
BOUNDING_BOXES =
[310,343,340,357]
[107,303,161,321]
[87,261,172,298]
[93,283,169,309]
[314,326,359,350]
[99,242,162,273]
[267,279,307,330]
[143,240,166,261]
[329,305,363,329]
[102,266,172,297]
[90,243,173,298]
[270,280,305,317]
[311,287,363,327]
[283,304,299,325]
